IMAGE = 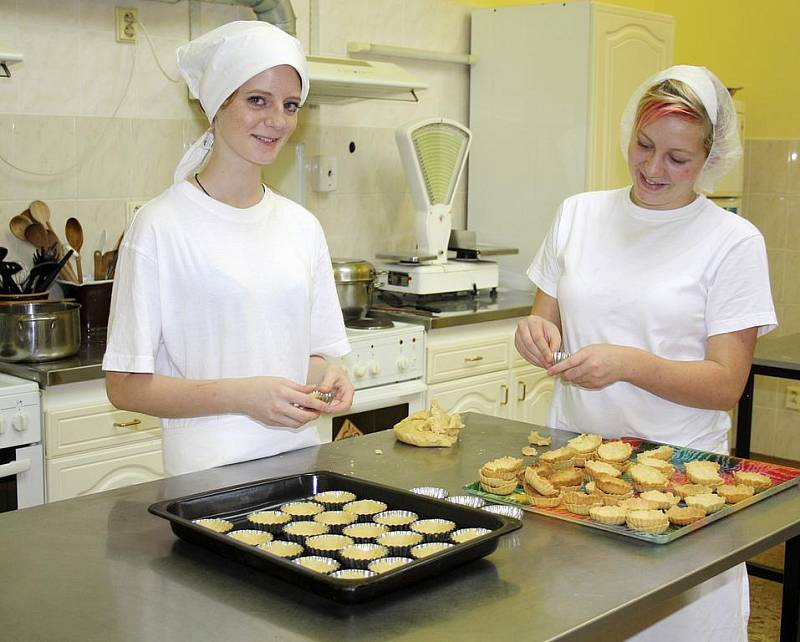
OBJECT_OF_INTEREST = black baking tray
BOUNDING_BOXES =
[148,470,522,603]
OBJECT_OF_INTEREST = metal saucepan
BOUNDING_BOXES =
[331,259,377,321]
[0,300,81,362]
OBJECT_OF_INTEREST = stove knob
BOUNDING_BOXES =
[353,365,366,378]
[12,412,27,432]
[396,356,409,371]
[369,361,380,375]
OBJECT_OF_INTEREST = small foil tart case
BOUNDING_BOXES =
[246,510,292,533]
[293,555,341,575]
[282,520,330,543]
[341,522,389,542]
[279,501,325,521]
[482,504,524,521]
[372,510,419,531]
[313,510,358,533]
[304,534,354,557]
[312,490,357,510]
[446,495,486,509]
[409,487,449,500]
[192,518,234,533]
[450,527,492,544]
[342,499,388,522]
[376,530,424,556]
[409,518,457,542]
[257,540,304,560]
[338,543,389,569]
[330,568,378,580]
[226,529,274,546]
[410,542,455,559]
[368,557,415,574]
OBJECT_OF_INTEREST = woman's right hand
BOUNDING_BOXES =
[515,314,562,368]
[236,377,329,429]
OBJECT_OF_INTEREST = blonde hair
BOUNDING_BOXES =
[634,79,714,156]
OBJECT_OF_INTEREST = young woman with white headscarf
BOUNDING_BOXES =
[104,21,353,476]
[515,65,777,640]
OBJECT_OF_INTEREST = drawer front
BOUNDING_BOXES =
[45,403,161,458]
[426,338,509,384]
[46,438,164,502]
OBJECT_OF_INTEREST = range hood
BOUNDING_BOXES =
[306,55,427,104]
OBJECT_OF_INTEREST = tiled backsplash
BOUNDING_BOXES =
[0,0,470,270]
[742,139,800,461]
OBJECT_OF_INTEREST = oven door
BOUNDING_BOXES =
[317,380,427,443]
[0,443,44,512]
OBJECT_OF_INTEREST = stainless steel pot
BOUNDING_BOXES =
[0,301,81,362]
[331,259,377,321]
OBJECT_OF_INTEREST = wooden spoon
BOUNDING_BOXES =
[28,200,52,231]
[65,217,84,283]
[9,215,30,242]
[24,222,49,249]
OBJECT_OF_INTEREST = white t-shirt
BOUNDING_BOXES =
[103,182,350,475]
[528,187,777,450]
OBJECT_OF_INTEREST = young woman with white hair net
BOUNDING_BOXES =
[103,21,353,476]
[516,65,776,640]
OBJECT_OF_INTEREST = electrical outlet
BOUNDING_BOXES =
[115,6,137,44]
[786,385,800,411]
[126,200,146,228]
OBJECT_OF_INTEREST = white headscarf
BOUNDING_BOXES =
[620,65,742,194]
[173,20,309,183]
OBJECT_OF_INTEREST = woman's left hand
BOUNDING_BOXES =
[547,344,634,389]
[314,363,354,414]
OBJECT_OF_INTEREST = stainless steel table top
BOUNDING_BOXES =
[1,413,798,642]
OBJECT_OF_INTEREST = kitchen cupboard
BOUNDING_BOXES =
[426,319,553,425]
[468,1,675,286]
[43,380,164,502]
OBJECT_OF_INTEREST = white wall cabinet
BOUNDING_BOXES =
[426,319,553,425]
[43,380,164,502]
[468,1,674,286]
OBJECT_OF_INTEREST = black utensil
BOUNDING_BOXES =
[0,261,22,294]
[36,250,74,293]
[22,262,57,293]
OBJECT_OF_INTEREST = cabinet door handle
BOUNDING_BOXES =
[114,418,142,430]
[518,381,527,402]
[500,384,509,405]
[464,355,484,363]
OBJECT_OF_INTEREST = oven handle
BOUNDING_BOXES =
[0,458,31,477]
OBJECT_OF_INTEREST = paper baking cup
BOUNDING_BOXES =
[339,543,389,569]
[304,534,354,557]
[257,540,303,560]
[410,542,455,559]
[341,522,389,542]
[279,501,325,521]
[446,495,486,509]
[376,530,424,557]
[312,490,357,509]
[482,504,524,520]
[282,520,330,543]
[313,510,358,533]
[372,510,419,530]
[330,568,378,580]
[410,518,457,542]
[450,527,492,544]
[368,557,414,574]
[293,555,341,574]
[409,486,449,500]
[226,529,274,545]
[246,510,291,533]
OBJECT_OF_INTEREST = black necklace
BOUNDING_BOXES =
[194,173,212,197]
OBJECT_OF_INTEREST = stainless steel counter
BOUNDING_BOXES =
[370,287,534,329]
[2,413,798,641]
[0,337,105,387]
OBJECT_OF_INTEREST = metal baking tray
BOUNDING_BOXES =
[149,470,521,603]
[465,437,800,544]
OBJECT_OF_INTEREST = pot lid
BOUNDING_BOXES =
[332,258,375,282]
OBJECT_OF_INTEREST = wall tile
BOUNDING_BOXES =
[747,140,790,194]
[132,34,191,119]
[0,0,17,23]
[746,193,787,250]
[774,405,800,462]
[76,117,132,199]
[77,30,138,118]
[787,140,800,195]
[0,23,20,114]
[18,0,80,31]
[782,303,800,336]
[129,119,183,198]
[139,0,188,38]
[0,115,13,200]
[782,251,800,307]
[787,195,800,252]
[750,404,776,457]
[754,374,782,410]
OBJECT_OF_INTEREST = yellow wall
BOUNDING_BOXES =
[458,0,800,139]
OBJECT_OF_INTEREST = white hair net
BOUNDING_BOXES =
[620,65,741,194]
[173,21,309,183]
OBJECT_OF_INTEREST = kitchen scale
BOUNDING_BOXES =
[376,118,517,296]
